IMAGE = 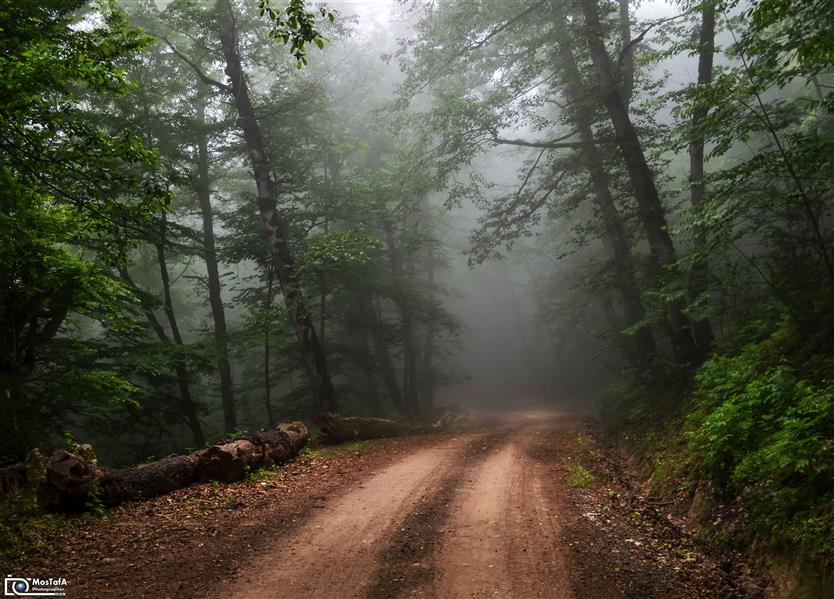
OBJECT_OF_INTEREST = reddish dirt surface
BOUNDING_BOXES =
[3,411,764,598]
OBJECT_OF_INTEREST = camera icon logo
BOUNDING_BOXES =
[3,578,29,596]
[4,576,66,597]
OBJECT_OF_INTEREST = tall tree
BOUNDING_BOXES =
[214,0,337,413]
[553,12,657,364]
[579,0,702,363]
[685,0,717,353]
[195,101,237,432]
[118,259,205,447]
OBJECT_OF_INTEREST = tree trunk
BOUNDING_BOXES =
[618,0,634,104]
[580,0,698,364]
[687,2,716,357]
[215,0,336,413]
[421,244,436,415]
[359,327,384,416]
[554,17,657,365]
[383,220,419,419]
[0,372,34,463]
[151,227,206,446]
[263,265,275,427]
[319,217,328,346]
[118,267,205,446]
[1,284,70,460]
[39,423,309,511]
[359,290,408,415]
[196,117,237,433]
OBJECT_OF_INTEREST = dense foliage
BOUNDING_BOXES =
[688,322,834,561]
[0,0,164,462]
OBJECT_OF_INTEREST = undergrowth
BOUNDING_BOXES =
[604,317,834,576]
[0,494,76,562]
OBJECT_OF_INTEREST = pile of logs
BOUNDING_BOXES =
[3,407,472,512]
[38,422,309,511]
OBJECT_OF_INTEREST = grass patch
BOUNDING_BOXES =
[565,463,596,489]
[0,499,76,562]
[245,466,284,484]
[299,440,366,459]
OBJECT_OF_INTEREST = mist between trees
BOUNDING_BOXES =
[1,0,833,571]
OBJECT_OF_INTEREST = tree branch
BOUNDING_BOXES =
[618,10,693,65]
[490,128,582,149]
[469,1,546,52]
[161,37,232,93]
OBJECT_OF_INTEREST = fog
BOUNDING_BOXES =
[308,0,691,414]
[8,0,806,465]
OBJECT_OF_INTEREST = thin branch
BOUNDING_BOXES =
[515,147,547,201]
[724,12,834,291]
[161,37,232,93]
[491,128,582,149]
[404,2,545,100]
[618,10,693,65]
[468,1,545,52]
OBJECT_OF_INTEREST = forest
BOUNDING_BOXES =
[1,0,832,597]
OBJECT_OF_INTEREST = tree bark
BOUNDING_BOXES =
[1,282,72,460]
[687,1,716,356]
[263,265,275,427]
[554,16,657,364]
[319,217,328,346]
[215,0,336,413]
[358,326,384,416]
[580,0,698,364]
[421,243,436,415]
[196,115,237,433]
[39,422,309,510]
[0,372,33,463]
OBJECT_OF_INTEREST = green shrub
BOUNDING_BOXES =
[565,463,596,489]
[686,334,834,562]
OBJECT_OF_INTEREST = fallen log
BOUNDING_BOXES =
[315,412,415,443]
[39,448,98,511]
[99,453,199,507]
[39,422,309,511]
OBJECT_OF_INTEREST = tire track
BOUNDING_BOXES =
[363,429,516,599]
[216,434,487,599]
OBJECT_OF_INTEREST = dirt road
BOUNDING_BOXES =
[9,411,759,598]
[222,412,574,599]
